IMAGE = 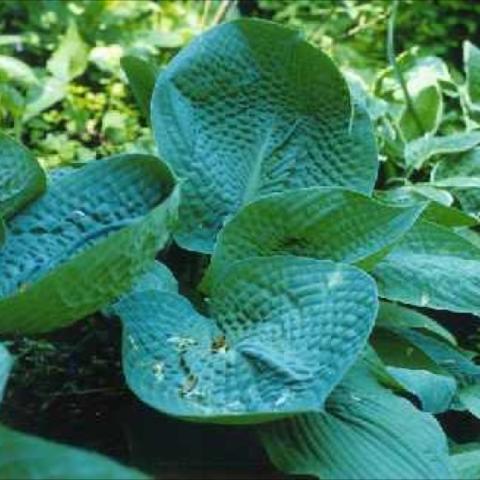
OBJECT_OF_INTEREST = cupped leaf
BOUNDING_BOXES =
[115,256,378,424]
[0,132,46,219]
[121,55,157,119]
[0,425,149,480]
[203,187,422,290]
[151,18,378,252]
[0,154,178,333]
[405,131,480,171]
[259,365,454,480]
[373,220,480,315]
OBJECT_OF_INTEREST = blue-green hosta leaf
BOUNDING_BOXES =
[259,366,454,480]
[452,444,480,480]
[151,18,378,252]
[377,302,456,345]
[120,55,157,119]
[0,133,46,219]
[0,154,178,333]
[389,329,480,387]
[203,187,422,290]
[465,41,480,106]
[386,367,456,413]
[399,84,443,141]
[0,344,11,402]
[0,425,149,480]
[433,148,480,217]
[458,384,480,419]
[405,131,480,171]
[373,220,480,315]
[115,256,378,424]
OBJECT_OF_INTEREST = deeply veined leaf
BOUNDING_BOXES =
[386,367,456,413]
[0,132,46,219]
[0,154,178,333]
[121,55,157,119]
[452,444,480,480]
[433,147,480,217]
[259,365,454,480]
[0,425,149,480]
[465,41,480,106]
[203,187,423,289]
[376,302,456,345]
[115,256,378,424]
[0,344,11,402]
[405,131,480,171]
[151,18,378,252]
[399,84,443,141]
[373,220,480,315]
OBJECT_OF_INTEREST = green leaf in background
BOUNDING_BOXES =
[0,55,38,87]
[22,77,67,122]
[0,154,178,333]
[399,84,443,141]
[0,425,149,480]
[120,55,157,119]
[151,18,378,252]
[405,131,480,171]
[203,187,423,289]
[376,185,478,227]
[259,365,454,480]
[433,147,480,216]
[452,443,480,480]
[0,132,46,219]
[373,220,480,315]
[464,41,480,106]
[47,20,89,82]
[115,256,377,423]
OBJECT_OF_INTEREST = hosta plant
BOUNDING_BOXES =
[1,18,480,480]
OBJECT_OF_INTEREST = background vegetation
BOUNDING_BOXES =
[1,0,479,477]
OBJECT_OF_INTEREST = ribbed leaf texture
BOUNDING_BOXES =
[0,154,178,333]
[259,366,454,480]
[203,187,422,289]
[151,19,378,252]
[114,257,377,423]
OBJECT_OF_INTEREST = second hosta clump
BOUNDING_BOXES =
[1,18,480,480]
